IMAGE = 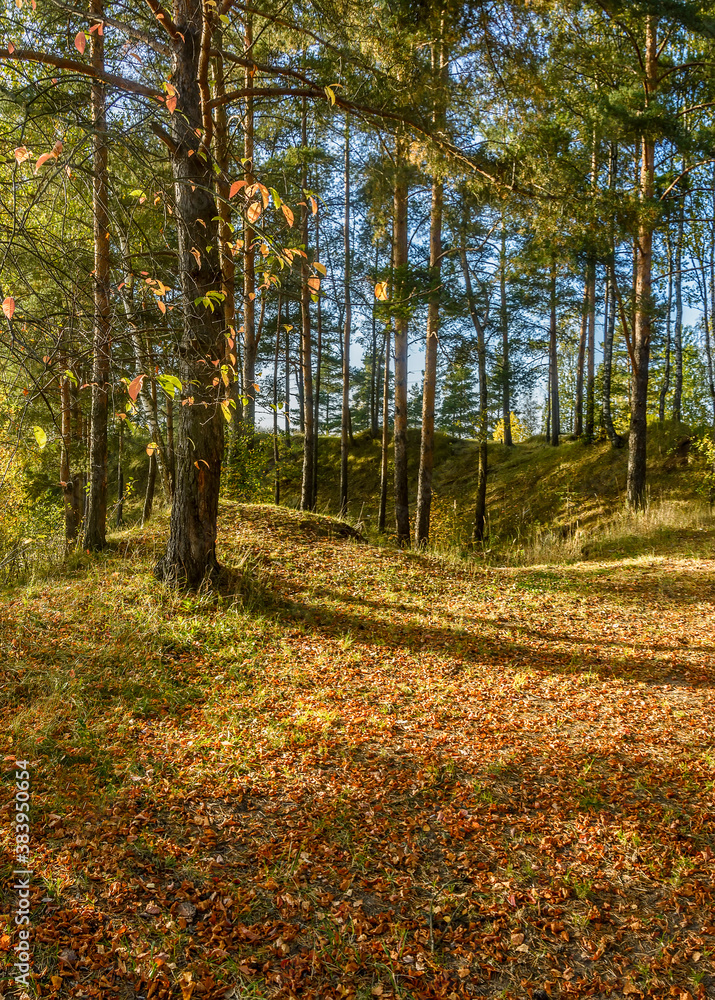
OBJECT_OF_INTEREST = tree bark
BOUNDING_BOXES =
[313,218,322,505]
[575,279,588,438]
[500,222,511,445]
[672,192,684,422]
[142,451,157,526]
[84,0,111,551]
[116,417,125,527]
[549,262,560,446]
[584,136,598,443]
[626,15,657,510]
[707,166,715,425]
[241,13,257,437]
[415,179,443,546]
[603,261,624,447]
[459,247,488,542]
[393,141,410,546]
[299,98,315,511]
[379,323,391,534]
[659,234,672,422]
[585,259,596,442]
[156,0,225,586]
[370,244,380,438]
[340,117,351,517]
[213,42,237,452]
[284,306,291,438]
[273,296,282,505]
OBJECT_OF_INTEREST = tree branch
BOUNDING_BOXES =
[660,159,715,201]
[0,48,162,99]
[610,268,638,374]
[143,0,182,42]
[48,0,172,55]
[150,121,178,153]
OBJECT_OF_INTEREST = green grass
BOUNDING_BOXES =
[268,418,714,562]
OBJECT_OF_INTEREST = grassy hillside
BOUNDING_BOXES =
[261,420,714,561]
[1,503,714,999]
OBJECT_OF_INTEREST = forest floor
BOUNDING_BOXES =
[1,501,715,1000]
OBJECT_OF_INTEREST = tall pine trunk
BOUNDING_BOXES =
[241,14,257,437]
[299,99,315,511]
[415,179,443,546]
[273,297,282,505]
[672,192,684,422]
[116,418,125,527]
[627,16,657,509]
[284,309,291,438]
[379,323,391,533]
[84,0,111,551]
[393,142,410,546]
[460,247,488,542]
[549,263,560,446]
[659,236,673,422]
[156,0,225,586]
[585,259,596,442]
[575,279,588,438]
[603,145,624,448]
[213,43,237,451]
[313,219,322,505]
[707,167,715,424]
[500,222,511,445]
[585,137,598,443]
[340,118,351,516]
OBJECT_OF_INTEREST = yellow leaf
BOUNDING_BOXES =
[247,201,262,224]
[375,281,389,301]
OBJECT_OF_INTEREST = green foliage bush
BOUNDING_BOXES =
[221,436,273,503]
